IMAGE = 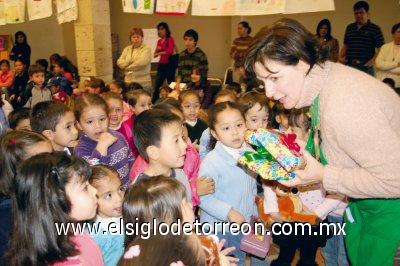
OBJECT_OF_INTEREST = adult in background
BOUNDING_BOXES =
[230,21,254,82]
[153,22,176,102]
[10,31,31,67]
[375,23,400,88]
[316,19,339,62]
[117,28,152,93]
[339,1,384,75]
[247,18,400,266]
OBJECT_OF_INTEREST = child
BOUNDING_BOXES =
[187,67,212,109]
[224,82,242,98]
[89,165,125,266]
[8,107,31,130]
[9,58,29,110]
[35,58,53,83]
[199,89,237,159]
[124,89,152,116]
[103,92,137,157]
[273,103,291,131]
[158,85,171,102]
[87,77,106,95]
[0,60,14,93]
[74,93,133,186]
[179,90,207,144]
[0,130,52,265]
[53,57,74,82]
[133,109,192,202]
[199,101,263,265]
[31,101,79,154]
[108,80,126,95]
[22,64,51,108]
[238,91,270,130]
[7,152,102,265]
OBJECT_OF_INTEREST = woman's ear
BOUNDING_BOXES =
[297,60,311,74]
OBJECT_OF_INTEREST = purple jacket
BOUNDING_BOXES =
[74,129,134,186]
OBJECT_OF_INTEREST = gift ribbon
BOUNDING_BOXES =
[280,133,300,153]
[243,144,275,162]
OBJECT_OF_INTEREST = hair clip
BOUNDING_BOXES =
[9,138,16,145]
[124,245,140,259]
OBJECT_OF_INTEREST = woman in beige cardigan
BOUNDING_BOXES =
[117,28,152,93]
[246,19,400,266]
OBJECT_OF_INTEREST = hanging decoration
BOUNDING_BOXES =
[122,0,154,14]
[155,0,190,15]
[56,0,78,24]
[4,0,25,24]
[27,0,52,21]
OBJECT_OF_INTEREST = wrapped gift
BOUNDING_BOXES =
[240,216,271,258]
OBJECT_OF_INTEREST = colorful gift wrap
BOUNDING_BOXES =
[238,129,304,181]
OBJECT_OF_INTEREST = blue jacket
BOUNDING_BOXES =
[199,142,257,232]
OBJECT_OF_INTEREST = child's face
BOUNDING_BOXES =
[106,98,124,128]
[78,106,109,141]
[109,83,122,94]
[181,94,200,122]
[88,86,100,94]
[31,72,45,87]
[14,61,24,74]
[0,63,9,72]
[15,118,31,131]
[151,122,187,169]
[184,36,196,51]
[276,113,289,131]
[159,88,169,99]
[52,111,79,150]
[211,108,246,149]
[133,94,152,116]
[245,103,269,130]
[94,172,125,218]
[190,70,201,83]
[53,64,62,74]
[66,175,98,221]
[24,140,53,160]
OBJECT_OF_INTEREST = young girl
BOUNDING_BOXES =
[124,89,152,117]
[187,67,212,109]
[7,152,102,265]
[238,91,270,130]
[0,60,14,92]
[89,165,125,266]
[108,80,132,120]
[9,58,29,110]
[103,92,136,156]
[179,90,208,144]
[74,93,133,186]
[53,58,75,82]
[123,175,236,265]
[199,102,265,265]
[0,130,52,265]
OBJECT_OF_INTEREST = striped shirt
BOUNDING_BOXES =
[177,47,208,83]
[344,20,384,65]
[230,36,254,68]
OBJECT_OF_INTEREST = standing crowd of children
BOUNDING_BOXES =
[0,33,350,266]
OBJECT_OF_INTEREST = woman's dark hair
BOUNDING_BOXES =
[0,130,48,197]
[123,176,186,246]
[316,19,332,41]
[157,22,171,38]
[7,152,92,265]
[208,101,243,150]
[49,53,62,64]
[0,59,10,68]
[392,23,400,34]
[245,18,328,76]
[239,21,252,34]
[14,31,27,45]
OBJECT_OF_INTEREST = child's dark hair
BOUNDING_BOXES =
[0,59,10,68]
[160,97,182,111]
[288,108,311,133]
[110,80,126,93]
[90,164,119,185]
[35,59,49,71]
[124,89,151,107]
[31,101,72,133]
[74,93,109,122]
[15,58,26,66]
[153,102,182,115]
[184,29,199,44]
[0,130,48,197]
[7,152,91,265]
[123,176,186,245]
[159,85,171,94]
[270,102,291,129]
[208,101,244,150]
[125,82,143,93]
[214,89,237,103]
[28,64,45,76]
[119,234,205,266]
[178,89,200,103]
[238,90,269,117]
[8,107,30,130]
[103,91,123,105]
[225,82,241,95]
[133,109,181,161]
[89,77,107,91]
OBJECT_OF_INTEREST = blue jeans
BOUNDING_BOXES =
[322,215,350,266]
[216,231,270,266]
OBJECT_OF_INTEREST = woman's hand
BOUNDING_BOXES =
[217,239,239,265]
[278,149,324,187]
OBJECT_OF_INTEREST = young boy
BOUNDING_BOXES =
[133,109,192,202]
[30,101,78,154]
[22,64,51,108]
[35,58,53,84]
[8,107,31,131]
[124,89,152,116]
[46,75,72,104]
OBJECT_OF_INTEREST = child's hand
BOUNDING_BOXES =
[197,177,214,196]
[228,209,245,225]
[96,132,118,156]
[217,239,239,265]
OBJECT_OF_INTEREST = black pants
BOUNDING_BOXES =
[153,63,175,102]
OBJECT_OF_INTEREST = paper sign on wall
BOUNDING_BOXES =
[237,0,285,15]
[27,0,52,21]
[155,0,190,15]
[0,0,5,25]
[56,0,78,24]
[284,0,335,14]
[122,0,154,14]
[4,0,25,24]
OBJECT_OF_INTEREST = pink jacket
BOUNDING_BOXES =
[0,70,14,87]
[129,142,200,206]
